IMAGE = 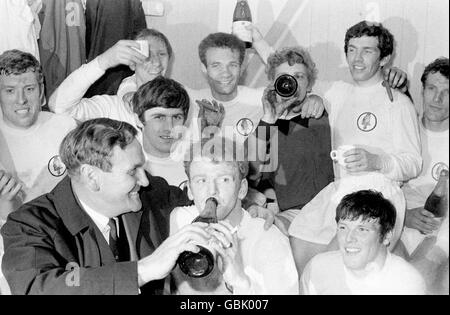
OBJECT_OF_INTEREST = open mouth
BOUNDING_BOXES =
[15,108,30,115]
[345,247,361,254]
[129,185,140,197]
[352,65,365,71]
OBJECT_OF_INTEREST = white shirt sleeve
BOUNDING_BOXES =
[244,231,299,295]
[252,39,274,65]
[48,58,108,121]
[299,260,317,295]
[378,95,422,182]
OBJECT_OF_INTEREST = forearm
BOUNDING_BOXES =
[48,58,105,117]
[252,39,274,65]
[378,152,422,181]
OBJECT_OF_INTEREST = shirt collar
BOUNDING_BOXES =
[78,199,110,235]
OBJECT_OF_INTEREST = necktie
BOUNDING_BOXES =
[108,218,120,260]
[108,217,130,261]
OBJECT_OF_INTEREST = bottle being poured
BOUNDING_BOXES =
[177,197,219,277]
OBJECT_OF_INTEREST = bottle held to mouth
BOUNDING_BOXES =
[232,0,253,48]
[177,197,218,277]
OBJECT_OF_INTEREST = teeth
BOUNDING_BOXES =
[16,109,29,114]
[345,248,360,253]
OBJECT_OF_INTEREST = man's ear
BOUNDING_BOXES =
[79,164,100,192]
[238,178,248,200]
[382,230,393,247]
[380,54,391,68]
[201,63,207,76]
[39,83,45,107]
[187,182,194,201]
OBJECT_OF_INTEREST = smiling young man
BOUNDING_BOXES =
[0,50,76,207]
[300,190,425,295]
[169,137,298,295]
[1,118,211,295]
[131,76,190,187]
[288,21,422,276]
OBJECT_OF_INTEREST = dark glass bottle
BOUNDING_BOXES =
[424,169,449,218]
[177,197,218,278]
[232,0,252,48]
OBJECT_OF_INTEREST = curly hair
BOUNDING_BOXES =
[60,118,137,176]
[421,57,449,87]
[266,46,318,89]
[344,21,394,60]
[0,50,44,84]
[198,33,246,67]
[131,76,190,122]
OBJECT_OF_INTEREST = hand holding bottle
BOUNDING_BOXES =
[209,221,251,293]
[405,207,441,235]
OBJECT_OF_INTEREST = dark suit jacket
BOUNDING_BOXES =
[1,174,190,295]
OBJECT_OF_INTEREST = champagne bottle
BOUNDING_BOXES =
[177,197,218,278]
[232,0,253,48]
[424,169,449,218]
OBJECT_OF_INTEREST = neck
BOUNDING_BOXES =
[423,116,449,132]
[354,71,384,88]
[226,202,244,227]
[143,138,170,158]
[71,180,113,218]
[210,89,238,103]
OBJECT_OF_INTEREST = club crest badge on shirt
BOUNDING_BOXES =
[48,155,67,177]
[431,162,449,181]
[236,118,254,136]
[357,112,377,132]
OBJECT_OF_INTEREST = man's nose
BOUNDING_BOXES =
[17,89,27,105]
[207,180,218,195]
[136,168,149,187]
[149,53,161,65]
[345,229,357,243]
[163,117,174,130]
[434,91,444,103]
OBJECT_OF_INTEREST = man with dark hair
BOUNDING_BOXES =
[130,76,190,187]
[401,57,449,294]
[1,118,211,295]
[170,136,298,294]
[289,21,422,276]
[300,190,425,295]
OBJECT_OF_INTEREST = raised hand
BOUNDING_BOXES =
[97,40,147,71]
[196,99,225,132]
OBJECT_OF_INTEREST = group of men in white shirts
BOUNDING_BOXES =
[0,19,448,295]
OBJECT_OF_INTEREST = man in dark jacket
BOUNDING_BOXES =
[1,118,209,295]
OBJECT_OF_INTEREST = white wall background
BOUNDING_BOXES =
[146,0,449,110]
